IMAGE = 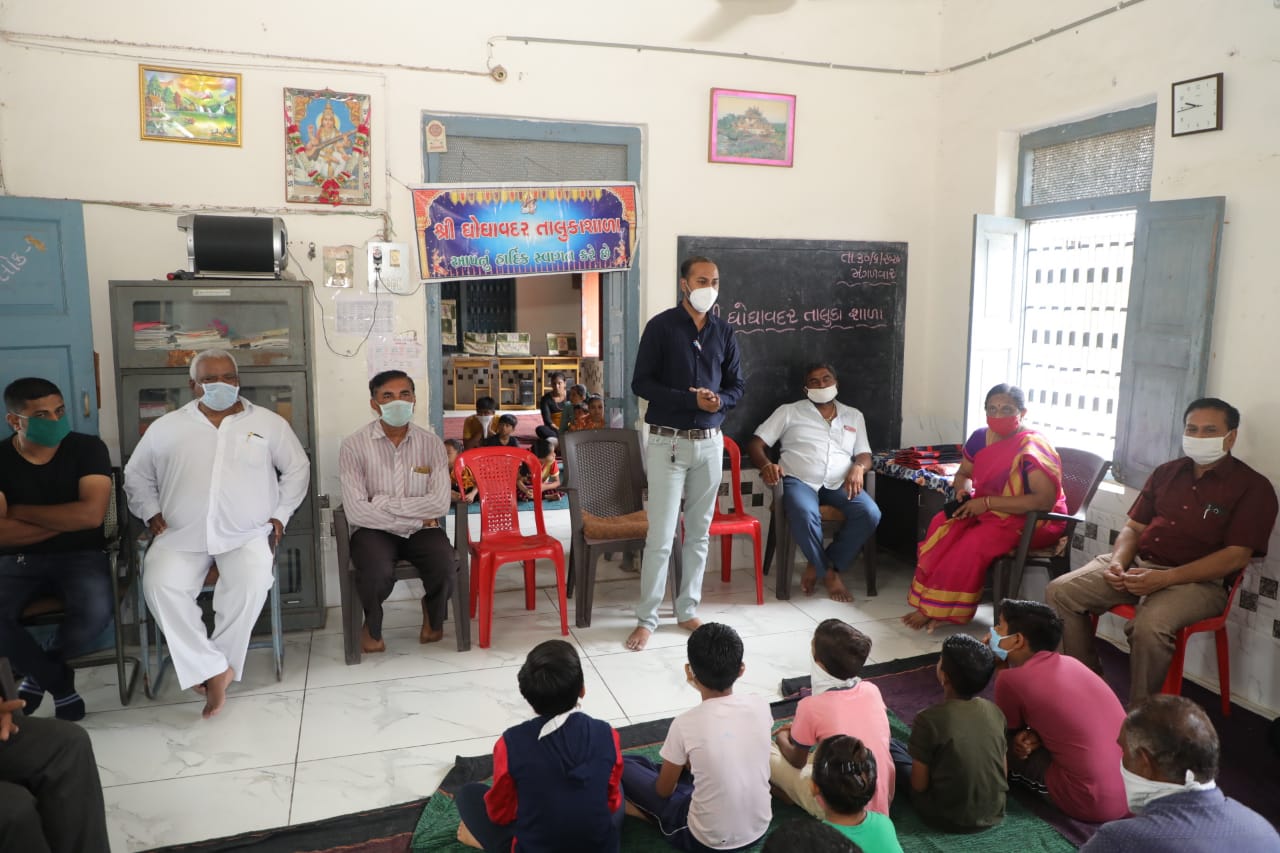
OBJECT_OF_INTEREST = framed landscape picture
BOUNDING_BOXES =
[709,88,796,167]
[140,65,241,146]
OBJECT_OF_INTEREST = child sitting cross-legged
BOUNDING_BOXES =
[771,619,894,818]
[812,735,904,852]
[445,439,478,503]
[622,622,773,851]
[889,633,1008,831]
[519,439,562,502]
[455,640,624,852]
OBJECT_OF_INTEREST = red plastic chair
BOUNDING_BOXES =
[708,437,764,605]
[455,447,568,648]
[1091,571,1245,716]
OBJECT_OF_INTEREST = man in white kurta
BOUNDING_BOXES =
[746,363,880,602]
[124,350,309,718]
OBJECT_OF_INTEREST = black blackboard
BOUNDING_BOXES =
[676,236,907,458]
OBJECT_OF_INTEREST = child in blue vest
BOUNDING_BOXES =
[455,640,624,852]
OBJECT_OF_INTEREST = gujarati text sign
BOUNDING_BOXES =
[412,183,638,281]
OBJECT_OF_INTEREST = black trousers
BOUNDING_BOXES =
[349,527,457,639]
[0,714,109,853]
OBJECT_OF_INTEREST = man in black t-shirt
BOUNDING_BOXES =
[0,378,112,721]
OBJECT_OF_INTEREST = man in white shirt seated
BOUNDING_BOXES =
[747,364,880,602]
[124,349,309,719]
[338,370,456,654]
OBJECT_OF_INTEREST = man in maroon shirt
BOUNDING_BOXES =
[1047,398,1278,708]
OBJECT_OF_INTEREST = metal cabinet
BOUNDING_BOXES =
[110,280,324,630]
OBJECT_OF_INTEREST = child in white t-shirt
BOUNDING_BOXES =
[621,623,772,851]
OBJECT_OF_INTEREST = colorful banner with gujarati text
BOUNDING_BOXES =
[412,183,638,281]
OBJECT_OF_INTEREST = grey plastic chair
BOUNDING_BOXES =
[561,428,680,628]
[991,446,1111,603]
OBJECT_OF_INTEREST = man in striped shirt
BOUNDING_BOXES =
[339,371,457,653]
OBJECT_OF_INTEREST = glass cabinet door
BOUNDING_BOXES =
[113,283,306,369]
[119,371,312,457]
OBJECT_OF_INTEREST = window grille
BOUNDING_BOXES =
[1021,211,1135,460]
[1029,125,1154,207]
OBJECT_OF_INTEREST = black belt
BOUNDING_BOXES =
[650,425,721,440]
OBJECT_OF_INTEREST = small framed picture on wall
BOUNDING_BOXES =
[709,88,796,167]
[140,65,241,146]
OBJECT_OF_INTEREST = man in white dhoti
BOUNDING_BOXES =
[124,349,309,718]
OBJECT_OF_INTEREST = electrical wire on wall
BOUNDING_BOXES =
[290,246,380,359]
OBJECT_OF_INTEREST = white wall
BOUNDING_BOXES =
[514,274,578,356]
[2,0,1278,710]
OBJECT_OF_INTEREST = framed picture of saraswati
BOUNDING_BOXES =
[284,88,371,206]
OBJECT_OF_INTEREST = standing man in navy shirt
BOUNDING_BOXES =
[627,257,745,651]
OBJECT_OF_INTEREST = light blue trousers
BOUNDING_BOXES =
[635,431,723,630]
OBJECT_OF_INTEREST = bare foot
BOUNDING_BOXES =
[801,564,818,595]
[419,625,444,644]
[901,611,933,631]
[456,819,482,849]
[201,667,234,719]
[361,624,386,654]
[677,618,703,633]
[824,572,854,603]
[625,626,651,651]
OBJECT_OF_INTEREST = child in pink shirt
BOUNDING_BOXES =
[771,619,894,817]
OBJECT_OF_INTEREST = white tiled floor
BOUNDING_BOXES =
[36,527,995,852]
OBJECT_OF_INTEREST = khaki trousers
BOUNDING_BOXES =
[1045,554,1227,707]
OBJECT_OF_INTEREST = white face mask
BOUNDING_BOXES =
[1120,763,1216,813]
[807,385,838,405]
[687,286,718,314]
[810,660,859,696]
[1182,434,1229,466]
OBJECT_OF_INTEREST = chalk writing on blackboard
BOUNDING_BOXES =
[722,302,888,333]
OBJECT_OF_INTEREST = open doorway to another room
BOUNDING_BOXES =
[440,272,603,449]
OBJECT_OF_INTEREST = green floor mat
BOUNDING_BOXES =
[412,713,1076,852]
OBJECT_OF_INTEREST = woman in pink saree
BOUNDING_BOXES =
[903,385,1067,630]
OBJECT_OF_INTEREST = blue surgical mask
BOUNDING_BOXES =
[200,382,240,412]
[379,400,414,428]
[988,626,1010,661]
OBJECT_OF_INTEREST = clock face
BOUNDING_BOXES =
[1172,74,1222,136]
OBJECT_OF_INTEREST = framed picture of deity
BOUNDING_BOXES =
[708,88,796,167]
[140,65,241,146]
[284,88,371,206]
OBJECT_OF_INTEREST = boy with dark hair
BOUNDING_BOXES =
[989,599,1128,823]
[455,640,624,852]
[482,414,520,448]
[463,397,498,449]
[889,633,1008,831]
[622,623,772,851]
[771,619,894,817]
[811,735,903,852]
[761,818,863,853]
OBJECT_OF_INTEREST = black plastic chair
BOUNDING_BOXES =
[561,428,680,628]
[990,447,1111,603]
[333,503,470,663]
[765,475,878,599]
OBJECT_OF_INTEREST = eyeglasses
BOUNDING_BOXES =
[985,405,1019,416]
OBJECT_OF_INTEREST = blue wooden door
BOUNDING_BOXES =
[0,196,97,434]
